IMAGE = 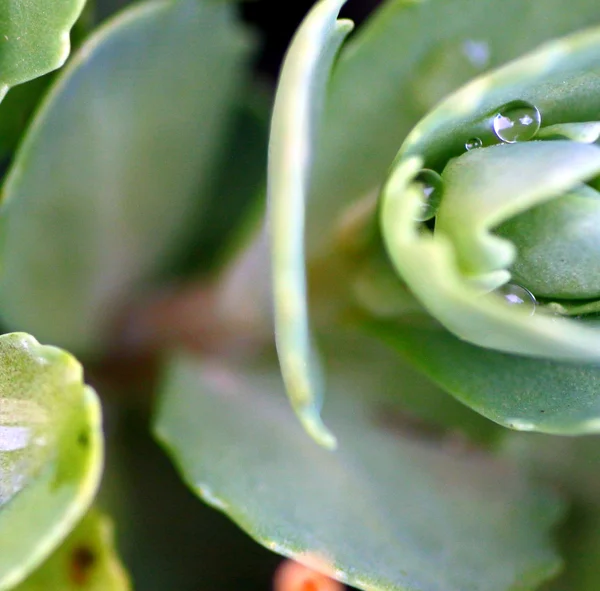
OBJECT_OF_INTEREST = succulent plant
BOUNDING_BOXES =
[5,0,600,589]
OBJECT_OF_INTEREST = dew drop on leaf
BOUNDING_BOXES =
[492,101,541,143]
[465,137,483,151]
[413,169,443,222]
[496,283,537,315]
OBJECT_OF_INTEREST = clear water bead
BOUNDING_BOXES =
[414,169,443,222]
[465,137,482,151]
[496,283,537,315]
[493,101,541,143]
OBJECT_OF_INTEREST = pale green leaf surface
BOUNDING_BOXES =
[307,0,600,254]
[368,320,600,436]
[269,0,353,448]
[437,141,600,279]
[0,0,85,102]
[502,435,600,590]
[0,333,103,590]
[0,0,253,355]
[14,509,130,591]
[538,121,600,143]
[497,183,600,300]
[156,346,562,591]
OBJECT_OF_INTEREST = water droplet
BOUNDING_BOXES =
[496,283,537,315]
[413,169,443,222]
[492,101,541,143]
[465,137,482,151]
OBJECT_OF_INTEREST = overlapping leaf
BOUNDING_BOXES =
[156,336,562,591]
[0,0,254,355]
[0,333,103,590]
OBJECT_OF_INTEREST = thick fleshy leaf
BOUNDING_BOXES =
[0,0,85,102]
[0,1,97,163]
[269,0,353,448]
[156,344,562,591]
[0,333,103,590]
[379,25,600,362]
[307,0,600,254]
[0,0,254,355]
[437,141,600,280]
[380,155,600,363]
[367,319,600,436]
[14,510,130,590]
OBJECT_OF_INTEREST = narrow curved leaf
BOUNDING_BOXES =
[0,333,103,590]
[14,509,130,590]
[0,0,254,355]
[156,344,562,591]
[0,0,85,101]
[269,0,353,448]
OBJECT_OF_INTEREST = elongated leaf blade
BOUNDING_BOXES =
[269,0,353,448]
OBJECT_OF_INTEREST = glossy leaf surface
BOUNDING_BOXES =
[0,0,253,355]
[0,334,103,590]
[156,343,562,591]
[14,510,130,590]
[368,320,600,435]
[0,0,85,101]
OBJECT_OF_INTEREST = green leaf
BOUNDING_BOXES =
[379,25,600,362]
[156,343,562,591]
[502,434,600,590]
[308,0,600,255]
[0,0,85,102]
[269,0,353,448]
[0,333,103,590]
[437,142,600,281]
[0,0,254,355]
[366,319,600,436]
[13,509,130,590]
[0,0,98,164]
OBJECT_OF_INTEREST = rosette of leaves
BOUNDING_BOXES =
[157,2,600,591]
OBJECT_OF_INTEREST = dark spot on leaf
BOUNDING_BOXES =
[70,545,96,585]
[77,431,89,447]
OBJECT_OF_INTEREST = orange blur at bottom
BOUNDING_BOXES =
[273,557,344,591]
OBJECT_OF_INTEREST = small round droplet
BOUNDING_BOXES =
[465,137,482,151]
[492,101,541,143]
[413,169,443,222]
[496,283,537,315]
